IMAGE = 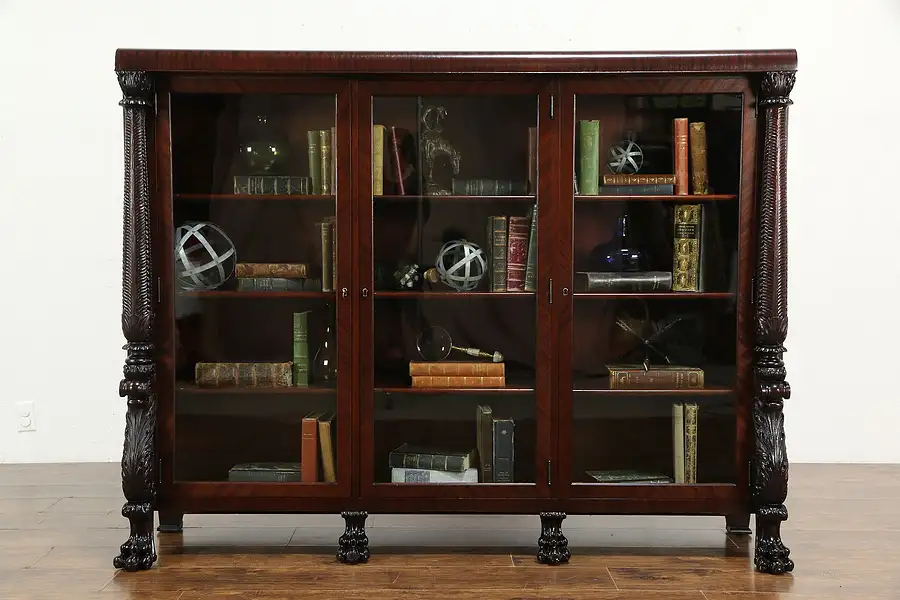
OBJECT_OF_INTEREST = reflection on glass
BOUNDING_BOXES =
[571,93,743,485]
[371,94,538,485]
[170,93,339,483]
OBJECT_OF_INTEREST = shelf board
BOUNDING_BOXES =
[176,384,336,394]
[179,291,333,299]
[574,292,734,300]
[375,195,536,202]
[575,194,737,202]
[375,386,534,394]
[375,291,534,299]
[176,193,335,201]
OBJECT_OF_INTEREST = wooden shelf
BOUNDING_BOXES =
[176,193,335,201]
[179,291,333,299]
[176,384,336,394]
[375,291,534,299]
[574,292,734,300]
[375,386,534,394]
[575,194,737,202]
[375,195,536,202]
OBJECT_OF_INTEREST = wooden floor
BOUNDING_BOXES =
[1,463,899,599]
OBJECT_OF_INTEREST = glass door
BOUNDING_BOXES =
[162,79,352,497]
[557,79,754,501]
[358,80,553,498]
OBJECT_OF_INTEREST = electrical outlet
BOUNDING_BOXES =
[17,401,36,432]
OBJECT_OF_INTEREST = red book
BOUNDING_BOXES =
[506,216,530,291]
[674,118,689,196]
[301,413,320,482]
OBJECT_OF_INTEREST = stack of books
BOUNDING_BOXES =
[409,361,505,388]
[389,444,478,483]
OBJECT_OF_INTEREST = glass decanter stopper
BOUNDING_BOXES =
[593,212,645,272]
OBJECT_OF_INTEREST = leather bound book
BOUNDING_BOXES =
[577,120,600,195]
[523,203,538,292]
[674,118,689,195]
[292,311,311,387]
[319,129,332,195]
[411,376,505,388]
[318,412,336,483]
[372,124,385,195]
[307,130,321,194]
[607,364,704,389]
[409,361,505,377]
[602,174,676,186]
[301,412,322,483]
[194,362,292,388]
[673,204,702,291]
[506,216,530,291]
[235,263,309,278]
[492,418,515,483]
[476,405,494,483]
[487,216,508,292]
[684,402,699,483]
[574,271,673,292]
[388,444,475,473]
[689,122,709,195]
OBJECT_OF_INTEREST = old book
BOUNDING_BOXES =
[388,444,475,473]
[527,126,538,195]
[602,174,676,186]
[585,469,673,484]
[319,129,332,195]
[607,364,705,390]
[672,403,686,483]
[689,122,710,194]
[523,203,538,292]
[318,219,333,293]
[388,126,413,195]
[194,362,293,388]
[228,462,303,483]
[307,130,321,194]
[411,376,505,388]
[574,271,672,292]
[492,418,515,483]
[597,184,674,195]
[237,278,315,292]
[372,124,385,195]
[451,179,527,196]
[487,216,508,292]
[476,404,494,483]
[577,120,600,195]
[673,204,702,291]
[318,412,336,484]
[329,216,336,291]
[292,311,311,387]
[233,175,310,195]
[235,263,309,278]
[674,118,689,195]
[506,216,530,291]
[409,361,505,377]
[301,411,322,483]
[684,402,699,484]
[391,468,479,483]
[331,125,337,193]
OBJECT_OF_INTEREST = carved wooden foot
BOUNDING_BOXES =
[337,511,370,564]
[726,512,751,535]
[755,505,793,574]
[537,512,570,565]
[114,502,157,571]
[157,511,184,533]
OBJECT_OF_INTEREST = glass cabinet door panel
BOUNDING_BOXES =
[169,92,343,485]
[569,92,743,486]
[369,93,541,486]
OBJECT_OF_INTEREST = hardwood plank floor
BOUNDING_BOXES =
[1,463,898,599]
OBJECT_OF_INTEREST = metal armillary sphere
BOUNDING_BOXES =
[175,222,236,291]
[435,239,486,291]
[607,139,644,174]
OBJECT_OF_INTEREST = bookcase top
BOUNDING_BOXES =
[114,49,797,75]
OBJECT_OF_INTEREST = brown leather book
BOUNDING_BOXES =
[409,361,505,377]
[194,362,292,388]
[301,412,322,483]
[689,122,709,195]
[607,364,704,389]
[318,412,336,484]
[235,263,309,278]
[506,216,530,291]
[602,174,676,185]
[411,376,505,388]
[674,118,689,195]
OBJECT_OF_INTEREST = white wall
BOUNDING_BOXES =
[0,0,898,464]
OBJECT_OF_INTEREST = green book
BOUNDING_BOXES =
[577,120,600,195]
[293,311,311,387]
[228,462,303,482]
[585,469,673,484]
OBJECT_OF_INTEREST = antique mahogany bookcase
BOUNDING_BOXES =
[113,49,797,574]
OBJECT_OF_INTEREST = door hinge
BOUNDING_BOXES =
[548,278,553,304]
[750,276,756,305]
[157,277,161,303]
[547,460,552,486]
[158,458,162,483]
[549,94,555,120]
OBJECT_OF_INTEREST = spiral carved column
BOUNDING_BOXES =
[113,70,158,572]
[752,70,795,575]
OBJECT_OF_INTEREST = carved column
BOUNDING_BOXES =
[113,70,158,572]
[752,70,795,575]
